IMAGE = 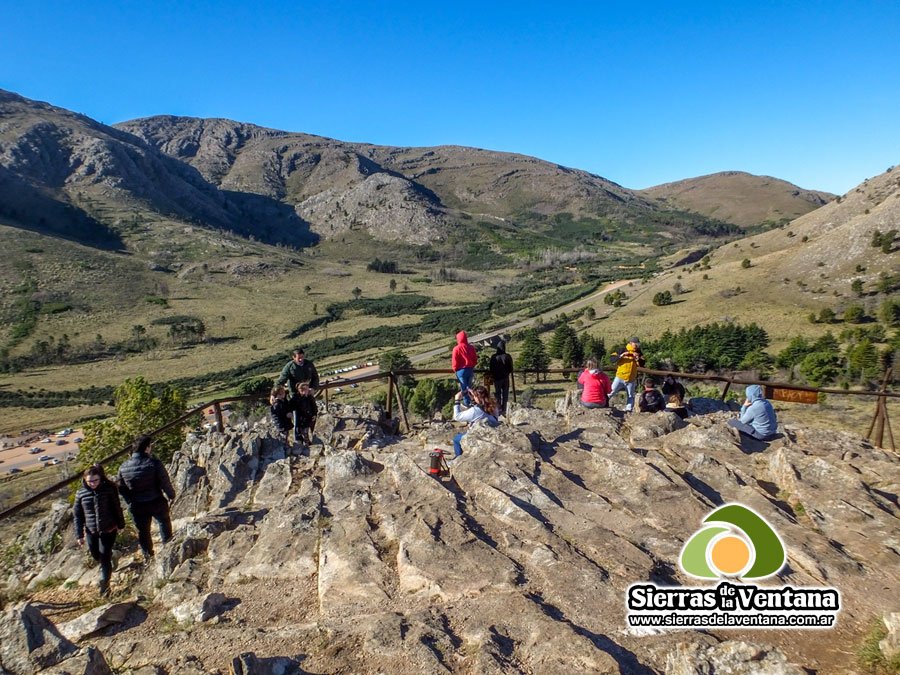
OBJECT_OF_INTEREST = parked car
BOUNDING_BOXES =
[8,468,22,474]
[48,458,62,466]
[41,437,53,443]
[55,439,66,445]
[73,437,83,443]
[29,447,42,454]
[39,455,52,461]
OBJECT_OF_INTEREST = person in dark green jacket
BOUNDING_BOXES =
[276,348,320,442]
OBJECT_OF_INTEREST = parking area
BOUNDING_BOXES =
[0,429,82,475]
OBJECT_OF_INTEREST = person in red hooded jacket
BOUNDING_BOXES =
[451,330,478,405]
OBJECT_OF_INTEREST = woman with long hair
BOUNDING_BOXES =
[73,464,125,596]
[451,384,498,457]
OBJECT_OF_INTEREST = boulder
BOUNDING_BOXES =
[40,646,113,675]
[666,640,805,675]
[171,592,229,624]
[58,601,138,641]
[0,603,78,673]
[881,611,900,660]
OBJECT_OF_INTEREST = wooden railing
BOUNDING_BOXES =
[0,367,895,522]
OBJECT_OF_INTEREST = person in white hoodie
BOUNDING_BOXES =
[452,385,498,457]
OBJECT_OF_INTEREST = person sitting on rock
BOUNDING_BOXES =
[609,337,645,412]
[292,381,318,446]
[638,376,666,413]
[117,435,176,562]
[269,385,293,441]
[662,375,689,419]
[451,385,498,457]
[74,464,125,597]
[576,357,612,408]
[728,384,778,441]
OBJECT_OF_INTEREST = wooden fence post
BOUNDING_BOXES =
[386,373,395,419]
[213,402,224,433]
[720,380,732,401]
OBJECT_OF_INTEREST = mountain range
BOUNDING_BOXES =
[1,88,832,261]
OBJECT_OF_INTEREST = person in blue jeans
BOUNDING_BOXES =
[452,385,498,457]
[451,331,478,405]
[728,385,778,441]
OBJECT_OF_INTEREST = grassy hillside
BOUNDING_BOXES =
[640,171,833,229]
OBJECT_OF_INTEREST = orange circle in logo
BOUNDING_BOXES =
[710,535,751,575]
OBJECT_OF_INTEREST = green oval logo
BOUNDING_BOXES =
[680,503,786,579]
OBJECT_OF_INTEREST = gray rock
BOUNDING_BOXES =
[40,646,113,675]
[0,602,78,673]
[171,592,228,624]
[58,601,137,641]
[228,652,304,675]
[666,640,805,675]
[881,611,900,660]
[626,410,686,444]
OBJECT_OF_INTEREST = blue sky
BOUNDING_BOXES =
[3,1,899,194]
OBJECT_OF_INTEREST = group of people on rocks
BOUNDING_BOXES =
[573,335,777,439]
[71,332,779,595]
[269,348,320,446]
[73,435,175,596]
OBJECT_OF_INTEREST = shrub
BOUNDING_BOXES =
[652,291,673,306]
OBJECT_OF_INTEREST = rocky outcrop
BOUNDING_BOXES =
[5,400,899,673]
[0,603,78,673]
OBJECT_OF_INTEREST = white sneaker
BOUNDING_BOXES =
[624,405,633,413]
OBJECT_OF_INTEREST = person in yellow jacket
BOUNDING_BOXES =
[609,337,645,412]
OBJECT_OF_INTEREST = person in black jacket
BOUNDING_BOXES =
[269,385,293,441]
[638,377,666,413]
[74,464,125,596]
[117,435,176,561]
[275,348,320,442]
[292,381,318,446]
[488,341,514,417]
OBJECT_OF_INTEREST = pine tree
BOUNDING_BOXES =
[78,377,188,472]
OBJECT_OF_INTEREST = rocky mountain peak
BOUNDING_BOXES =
[3,395,897,673]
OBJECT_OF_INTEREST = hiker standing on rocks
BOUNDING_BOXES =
[74,464,126,596]
[117,435,176,562]
[269,385,293,441]
[609,337,645,412]
[489,340,514,416]
[276,348,320,443]
[452,385,498,457]
[728,385,778,441]
[292,381,318,446]
[452,331,478,406]
[577,357,612,408]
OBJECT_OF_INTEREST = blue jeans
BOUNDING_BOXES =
[728,419,774,441]
[453,432,466,457]
[609,377,636,409]
[456,368,475,405]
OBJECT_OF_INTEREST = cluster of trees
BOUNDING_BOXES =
[652,290,673,306]
[366,258,400,273]
[871,229,897,253]
[603,289,627,307]
[775,332,892,386]
[644,322,770,373]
